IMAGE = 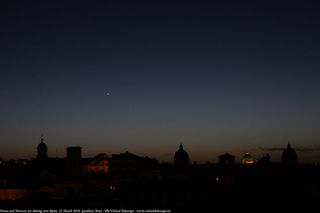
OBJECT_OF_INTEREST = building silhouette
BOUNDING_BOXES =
[219,153,235,166]
[258,153,271,165]
[109,151,158,174]
[174,144,189,167]
[36,136,48,160]
[281,143,298,165]
[66,147,82,176]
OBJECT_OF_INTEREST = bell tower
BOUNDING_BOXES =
[37,135,48,160]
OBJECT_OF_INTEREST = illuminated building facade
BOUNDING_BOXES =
[242,153,254,164]
[82,153,109,174]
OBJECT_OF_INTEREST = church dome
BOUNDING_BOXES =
[281,143,298,165]
[37,141,47,150]
[37,136,48,160]
[242,153,254,164]
[174,144,189,166]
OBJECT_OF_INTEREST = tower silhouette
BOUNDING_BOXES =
[66,146,82,176]
[174,144,189,167]
[36,135,48,160]
[281,142,298,165]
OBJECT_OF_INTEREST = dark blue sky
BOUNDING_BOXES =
[1,0,320,162]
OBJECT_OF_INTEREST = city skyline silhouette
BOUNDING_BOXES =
[0,133,319,212]
[2,135,319,165]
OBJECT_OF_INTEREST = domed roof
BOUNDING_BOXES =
[243,153,253,159]
[281,143,298,165]
[37,136,48,160]
[37,137,47,150]
[174,144,189,166]
[242,153,254,164]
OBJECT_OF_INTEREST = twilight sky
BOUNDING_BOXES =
[1,0,320,163]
